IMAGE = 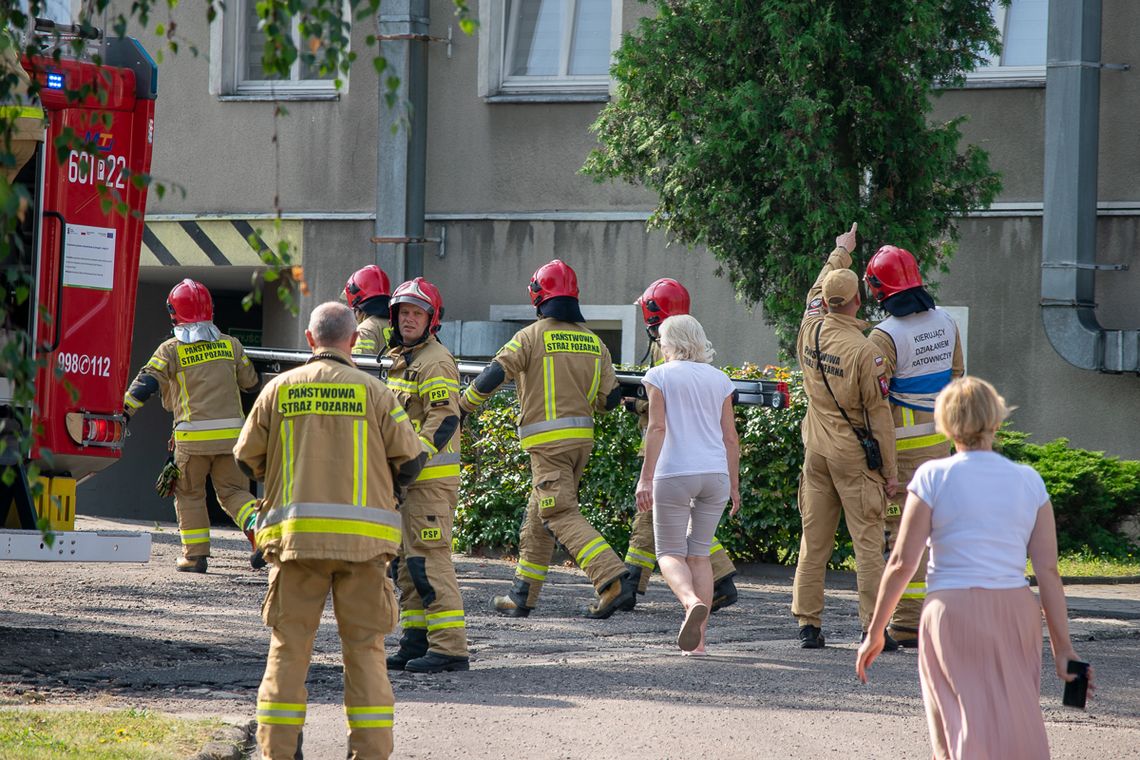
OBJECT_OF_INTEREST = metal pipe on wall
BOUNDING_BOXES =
[1041,0,1139,373]
[376,0,430,283]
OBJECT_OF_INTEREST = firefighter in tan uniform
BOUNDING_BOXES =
[460,259,635,619]
[235,302,426,760]
[622,278,739,611]
[382,278,470,674]
[864,245,964,647]
[123,279,261,573]
[792,224,899,650]
[344,264,393,355]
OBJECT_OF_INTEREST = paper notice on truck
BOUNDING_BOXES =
[64,223,116,290]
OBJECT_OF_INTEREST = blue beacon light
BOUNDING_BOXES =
[46,71,64,90]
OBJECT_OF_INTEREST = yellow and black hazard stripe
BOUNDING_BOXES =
[141,219,303,267]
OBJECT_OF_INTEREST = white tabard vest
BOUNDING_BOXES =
[873,308,958,412]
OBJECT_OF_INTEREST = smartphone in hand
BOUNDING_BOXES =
[1063,660,1090,709]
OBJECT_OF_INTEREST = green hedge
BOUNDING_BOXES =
[456,365,811,563]
[457,370,1140,563]
[997,430,1140,556]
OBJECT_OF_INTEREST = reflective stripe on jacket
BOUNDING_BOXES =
[353,315,392,356]
[125,332,259,455]
[459,317,619,451]
[385,337,461,486]
[234,348,425,562]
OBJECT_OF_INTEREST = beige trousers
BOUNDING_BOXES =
[394,484,468,657]
[791,449,886,629]
[172,449,257,558]
[257,556,398,760]
[513,444,626,608]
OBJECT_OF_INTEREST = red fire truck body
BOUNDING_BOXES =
[1,34,156,561]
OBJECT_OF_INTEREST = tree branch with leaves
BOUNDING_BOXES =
[585,0,1005,350]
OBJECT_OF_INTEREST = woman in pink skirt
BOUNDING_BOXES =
[855,377,1094,759]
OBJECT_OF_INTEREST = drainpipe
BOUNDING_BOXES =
[375,0,429,283]
[1041,0,1138,373]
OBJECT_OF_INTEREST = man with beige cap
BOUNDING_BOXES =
[792,223,899,650]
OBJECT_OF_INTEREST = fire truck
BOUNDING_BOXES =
[0,24,156,562]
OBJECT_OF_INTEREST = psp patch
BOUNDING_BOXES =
[878,374,889,398]
[539,496,556,510]
[420,527,442,541]
[886,503,902,518]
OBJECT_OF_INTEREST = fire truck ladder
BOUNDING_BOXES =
[245,348,791,408]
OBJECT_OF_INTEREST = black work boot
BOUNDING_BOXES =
[862,628,901,652]
[387,628,428,671]
[585,572,635,619]
[798,624,825,649]
[405,651,471,673]
[620,564,643,611]
[490,578,533,618]
[176,556,208,574]
[888,625,919,649]
[711,574,739,613]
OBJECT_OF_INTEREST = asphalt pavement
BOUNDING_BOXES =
[1,516,1137,759]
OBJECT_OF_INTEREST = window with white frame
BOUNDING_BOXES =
[211,0,344,99]
[968,0,1048,83]
[479,0,619,99]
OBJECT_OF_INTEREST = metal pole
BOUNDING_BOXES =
[376,0,430,283]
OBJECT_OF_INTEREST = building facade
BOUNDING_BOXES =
[81,0,1140,518]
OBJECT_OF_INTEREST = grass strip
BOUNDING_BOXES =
[0,707,226,760]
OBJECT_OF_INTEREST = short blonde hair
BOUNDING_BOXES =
[659,314,716,364]
[934,377,1011,448]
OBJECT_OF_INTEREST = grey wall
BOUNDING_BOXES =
[86,0,1140,529]
[421,220,781,366]
[113,0,381,215]
[938,217,1140,457]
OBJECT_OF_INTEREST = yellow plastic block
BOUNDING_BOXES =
[34,476,77,530]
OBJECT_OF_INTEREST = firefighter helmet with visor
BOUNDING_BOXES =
[864,245,923,302]
[390,277,444,339]
[166,279,213,325]
[344,265,391,310]
[637,278,690,328]
[528,259,579,307]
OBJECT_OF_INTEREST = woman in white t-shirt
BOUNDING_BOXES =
[635,315,741,654]
[856,377,1093,759]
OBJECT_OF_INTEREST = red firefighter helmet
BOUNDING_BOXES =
[166,279,213,325]
[637,278,690,327]
[390,277,444,337]
[864,245,923,302]
[344,265,391,310]
[528,259,579,307]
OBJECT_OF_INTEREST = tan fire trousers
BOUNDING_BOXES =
[257,556,398,760]
[394,484,468,657]
[513,443,627,608]
[791,448,887,630]
[625,509,737,593]
[173,449,258,558]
